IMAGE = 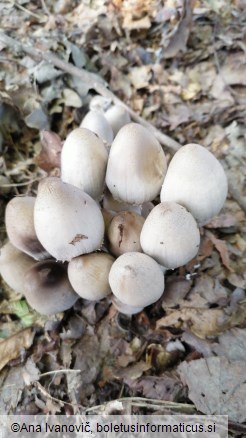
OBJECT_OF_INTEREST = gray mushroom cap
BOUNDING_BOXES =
[61,127,108,199]
[140,202,200,269]
[0,241,36,293]
[5,196,49,260]
[106,123,167,204]
[34,177,105,261]
[109,252,165,307]
[23,259,78,315]
[161,143,228,225]
[68,252,114,301]
[80,110,114,144]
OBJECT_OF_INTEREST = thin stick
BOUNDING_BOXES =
[39,369,81,377]
[0,32,180,152]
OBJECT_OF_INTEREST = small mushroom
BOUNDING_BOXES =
[0,241,36,293]
[112,295,144,315]
[107,211,145,257]
[161,143,228,225]
[68,252,114,300]
[23,260,78,315]
[104,105,131,136]
[140,202,200,269]
[80,110,114,144]
[5,196,50,260]
[109,252,165,308]
[61,127,108,199]
[106,123,167,204]
[34,177,104,261]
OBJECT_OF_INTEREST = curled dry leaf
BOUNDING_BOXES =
[35,130,62,172]
[0,328,35,371]
[205,230,233,271]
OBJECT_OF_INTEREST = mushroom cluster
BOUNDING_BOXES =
[0,102,228,316]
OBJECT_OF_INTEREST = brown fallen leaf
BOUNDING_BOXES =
[35,130,62,172]
[0,328,35,371]
[206,230,233,271]
[156,307,225,338]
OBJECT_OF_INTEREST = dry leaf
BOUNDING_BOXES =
[35,130,62,172]
[156,307,226,338]
[0,328,35,371]
[162,0,193,59]
[211,328,246,362]
[127,375,184,401]
[205,213,238,229]
[128,66,151,90]
[178,357,246,422]
[206,230,233,271]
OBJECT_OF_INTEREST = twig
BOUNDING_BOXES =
[39,369,81,377]
[8,1,46,22]
[0,32,180,153]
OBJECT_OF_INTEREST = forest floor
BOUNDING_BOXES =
[0,0,245,435]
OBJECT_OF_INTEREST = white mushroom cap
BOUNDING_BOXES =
[112,296,144,315]
[34,177,104,262]
[68,252,114,300]
[106,123,167,204]
[104,105,131,136]
[61,127,108,199]
[107,211,145,257]
[80,110,114,144]
[140,202,200,269]
[5,196,49,260]
[23,260,78,315]
[89,95,111,112]
[0,241,36,293]
[109,252,165,307]
[161,143,228,225]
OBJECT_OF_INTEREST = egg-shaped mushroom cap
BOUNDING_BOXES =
[5,196,49,260]
[34,177,105,262]
[161,143,228,225]
[0,241,36,293]
[106,123,167,204]
[107,211,145,257]
[140,202,200,269]
[23,259,78,315]
[104,105,131,136]
[68,252,114,301]
[109,252,164,307]
[112,296,144,315]
[61,127,108,199]
[80,110,114,144]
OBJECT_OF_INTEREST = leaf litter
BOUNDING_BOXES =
[0,0,245,429]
